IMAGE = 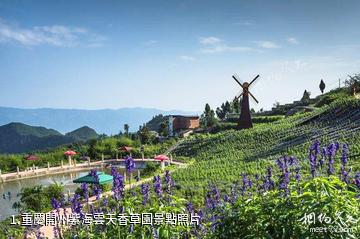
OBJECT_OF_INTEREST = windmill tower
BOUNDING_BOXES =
[232,74,260,130]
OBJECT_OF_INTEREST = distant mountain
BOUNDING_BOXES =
[65,126,98,141]
[0,122,98,153]
[0,107,199,135]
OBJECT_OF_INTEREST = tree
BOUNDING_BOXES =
[224,101,231,115]
[216,100,236,120]
[138,124,154,144]
[319,79,326,94]
[17,183,64,212]
[301,90,311,104]
[232,97,240,113]
[124,124,129,137]
[201,103,217,128]
[88,139,98,159]
[216,102,228,120]
[158,121,169,137]
[273,101,280,108]
[344,74,360,95]
[344,74,360,87]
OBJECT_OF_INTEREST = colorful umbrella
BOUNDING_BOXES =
[154,154,169,161]
[73,172,113,185]
[24,155,38,161]
[64,150,77,156]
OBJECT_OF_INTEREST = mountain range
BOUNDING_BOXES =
[0,107,199,135]
[0,122,98,153]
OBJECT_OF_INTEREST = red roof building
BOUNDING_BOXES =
[168,115,200,137]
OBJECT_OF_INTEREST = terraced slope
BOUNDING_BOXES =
[171,98,360,203]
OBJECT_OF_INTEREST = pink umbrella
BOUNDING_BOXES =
[64,150,77,166]
[24,155,38,161]
[154,154,169,161]
[64,150,77,156]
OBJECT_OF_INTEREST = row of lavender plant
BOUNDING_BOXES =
[37,143,360,238]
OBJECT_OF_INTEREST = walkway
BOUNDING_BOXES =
[33,160,188,238]
[0,158,178,183]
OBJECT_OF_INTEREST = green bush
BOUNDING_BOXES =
[212,177,360,239]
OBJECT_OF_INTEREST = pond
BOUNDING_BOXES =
[0,161,148,221]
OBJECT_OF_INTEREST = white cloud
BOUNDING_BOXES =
[287,37,299,44]
[180,55,196,61]
[201,45,253,54]
[0,19,105,47]
[256,41,281,49]
[199,36,253,54]
[199,36,222,45]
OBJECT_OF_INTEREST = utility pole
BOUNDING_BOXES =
[339,78,341,88]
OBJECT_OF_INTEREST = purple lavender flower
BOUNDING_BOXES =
[295,167,301,183]
[340,144,349,183]
[279,171,290,196]
[111,167,125,200]
[355,172,360,188]
[327,143,336,175]
[334,142,340,151]
[90,169,99,183]
[276,157,291,196]
[319,147,327,170]
[80,183,89,202]
[230,185,238,202]
[103,198,109,207]
[205,184,220,209]
[276,158,285,172]
[309,140,321,177]
[153,175,162,197]
[51,198,61,215]
[211,184,220,202]
[152,225,159,239]
[240,173,253,196]
[53,226,60,239]
[36,230,44,239]
[141,183,150,205]
[310,140,321,154]
[164,170,173,194]
[125,156,135,173]
[263,167,275,191]
[70,193,83,218]
[186,202,194,213]
[354,172,360,198]
[309,153,317,178]
[289,156,298,166]
[93,184,102,200]
[341,143,349,165]
[129,224,134,234]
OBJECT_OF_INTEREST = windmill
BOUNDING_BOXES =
[232,74,260,130]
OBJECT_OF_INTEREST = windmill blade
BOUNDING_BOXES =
[232,75,244,88]
[248,91,259,103]
[235,92,243,100]
[249,74,260,86]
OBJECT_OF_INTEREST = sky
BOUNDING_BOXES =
[0,0,360,112]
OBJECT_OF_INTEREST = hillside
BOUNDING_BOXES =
[65,126,98,141]
[0,107,198,135]
[146,114,168,132]
[171,96,360,203]
[0,123,98,153]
